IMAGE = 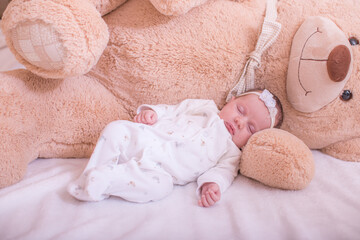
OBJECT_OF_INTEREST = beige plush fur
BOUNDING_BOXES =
[149,0,210,15]
[1,0,358,189]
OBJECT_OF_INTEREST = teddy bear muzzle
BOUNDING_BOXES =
[286,16,353,113]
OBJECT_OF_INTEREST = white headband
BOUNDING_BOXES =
[237,89,278,128]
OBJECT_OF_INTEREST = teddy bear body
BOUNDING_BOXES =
[0,0,359,188]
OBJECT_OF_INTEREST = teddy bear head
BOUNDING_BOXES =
[252,0,360,160]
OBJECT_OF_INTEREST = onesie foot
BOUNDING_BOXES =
[68,168,111,201]
[83,169,111,201]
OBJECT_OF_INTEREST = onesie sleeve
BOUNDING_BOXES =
[196,146,241,196]
[137,99,217,120]
[137,103,176,119]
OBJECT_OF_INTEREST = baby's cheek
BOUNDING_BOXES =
[240,132,252,147]
[232,137,242,148]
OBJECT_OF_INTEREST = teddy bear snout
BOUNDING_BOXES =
[286,16,353,113]
[327,45,351,82]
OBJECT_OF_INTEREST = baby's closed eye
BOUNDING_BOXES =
[237,106,245,115]
[248,124,256,134]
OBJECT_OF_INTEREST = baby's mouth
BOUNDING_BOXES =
[224,121,235,135]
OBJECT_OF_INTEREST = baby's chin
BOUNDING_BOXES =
[232,137,245,149]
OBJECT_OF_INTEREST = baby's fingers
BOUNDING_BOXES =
[205,191,216,206]
[135,114,144,123]
[145,112,155,124]
[133,114,141,123]
[200,194,211,207]
[199,191,216,208]
[209,191,220,202]
[198,199,204,207]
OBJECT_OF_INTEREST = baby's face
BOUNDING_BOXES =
[219,94,271,148]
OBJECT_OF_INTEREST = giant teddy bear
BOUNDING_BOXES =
[0,0,359,189]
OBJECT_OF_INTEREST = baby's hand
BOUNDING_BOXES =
[198,182,221,208]
[134,109,158,125]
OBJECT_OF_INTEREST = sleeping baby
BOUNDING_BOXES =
[68,89,283,207]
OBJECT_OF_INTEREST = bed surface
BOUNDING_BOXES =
[0,23,360,240]
[1,152,360,240]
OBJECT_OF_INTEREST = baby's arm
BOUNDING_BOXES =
[196,146,241,208]
[198,182,221,207]
[135,99,215,124]
[134,108,158,125]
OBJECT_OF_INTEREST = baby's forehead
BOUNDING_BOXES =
[235,95,267,111]
[235,93,262,102]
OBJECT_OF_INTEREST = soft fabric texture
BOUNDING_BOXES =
[90,0,128,16]
[0,0,359,190]
[150,0,210,15]
[0,151,359,239]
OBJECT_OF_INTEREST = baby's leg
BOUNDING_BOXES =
[68,120,141,201]
[105,159,174,203]
[84,120,136,170]
[69,159,173,203]
[68,120,173,202]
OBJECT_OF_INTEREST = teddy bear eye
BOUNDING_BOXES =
[340,90,352,101]
[349,37,359,45]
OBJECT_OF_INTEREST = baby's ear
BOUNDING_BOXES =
[149,0,210,16]
[227,96,236,103]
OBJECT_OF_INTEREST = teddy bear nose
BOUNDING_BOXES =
[327,45,351,82]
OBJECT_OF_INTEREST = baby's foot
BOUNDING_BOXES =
[68,181,95,201]
[83,168,111,201]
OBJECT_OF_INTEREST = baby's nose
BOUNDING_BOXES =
[235,117,245,129]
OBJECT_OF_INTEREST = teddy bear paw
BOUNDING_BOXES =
[1,0,109,79]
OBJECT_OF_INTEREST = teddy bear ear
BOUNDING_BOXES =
[286,16,353,113]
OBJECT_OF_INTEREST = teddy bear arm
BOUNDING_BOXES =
[321,138,360,162]
[149,0,210,15]
[1,0,109,79]
[239,129,315,190]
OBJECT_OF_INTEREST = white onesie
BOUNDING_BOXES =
[68,99,241,203]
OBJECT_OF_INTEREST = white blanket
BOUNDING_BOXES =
[1,152,360,240]
[0,23,360,240]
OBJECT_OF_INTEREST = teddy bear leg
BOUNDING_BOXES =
[0,140,37,188]
[321,138,360,162]
[0,70,125,188]
[0,71,42,188]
